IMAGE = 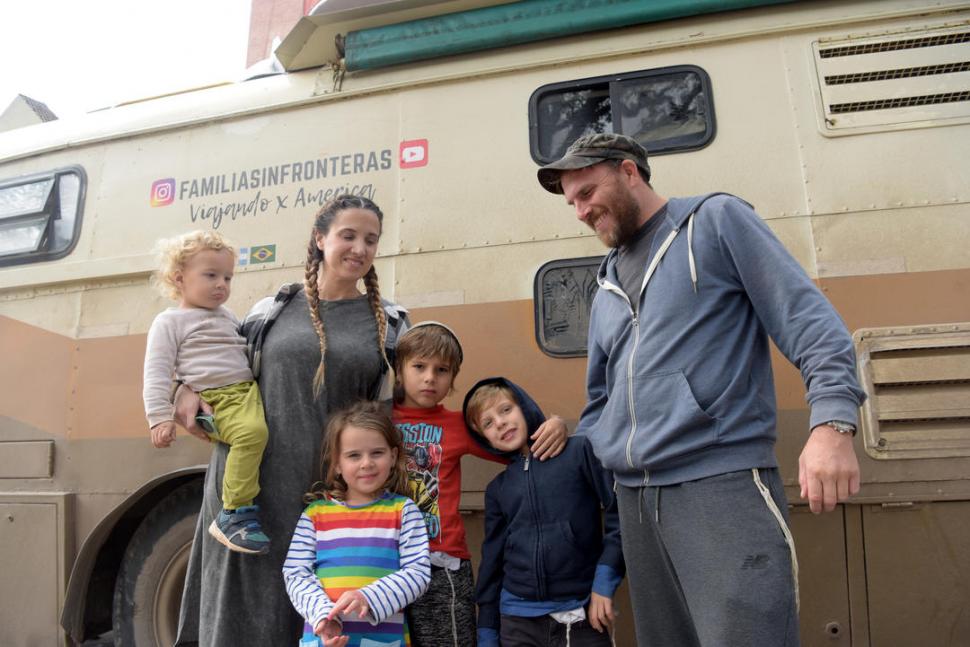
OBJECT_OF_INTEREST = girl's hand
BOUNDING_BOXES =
[173,385,211,442]
[588,592,615,633]
[531,414,568,461]
[150,421,177,448]
[314,618,347,647]
[329,590,369,620]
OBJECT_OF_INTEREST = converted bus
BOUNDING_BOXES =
[1,0,968,644]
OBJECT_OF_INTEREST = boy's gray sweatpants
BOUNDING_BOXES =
[617,468,800,647]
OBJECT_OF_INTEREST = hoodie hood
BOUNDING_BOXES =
[462,377,546,460]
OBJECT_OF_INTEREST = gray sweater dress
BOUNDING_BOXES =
[175,291,404,646]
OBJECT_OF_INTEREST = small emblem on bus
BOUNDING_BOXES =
[150,178,176,207]
[400,140,428,168]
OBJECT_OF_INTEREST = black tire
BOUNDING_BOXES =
[113,480,202,647]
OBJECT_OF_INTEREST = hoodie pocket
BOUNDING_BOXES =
[540,521,585,576]
[626,370,720,469]
[504,526,538,580]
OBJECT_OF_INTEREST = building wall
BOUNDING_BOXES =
[247,0,305,67]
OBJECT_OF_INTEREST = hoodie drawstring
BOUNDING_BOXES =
[561,616,618,647]
[686,212,697,293]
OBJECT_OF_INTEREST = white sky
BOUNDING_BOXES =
[0,0,253,119]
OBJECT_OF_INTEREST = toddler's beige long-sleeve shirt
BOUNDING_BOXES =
[143,306,253,428]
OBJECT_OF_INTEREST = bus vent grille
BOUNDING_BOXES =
[819,31,970,58]
[855,325,970,460]
[825,61,970,85]
[830,90,970,113]
[813,26,970,133]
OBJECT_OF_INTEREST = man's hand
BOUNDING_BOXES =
[587,592,615,633]
[531,415,568,461]
[314,618,347,647]
[150,421,177,448]
[329,590,369,621]
[173,385,212,442]
[799,425,860,514]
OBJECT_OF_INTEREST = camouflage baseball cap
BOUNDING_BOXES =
[537,132,651,194]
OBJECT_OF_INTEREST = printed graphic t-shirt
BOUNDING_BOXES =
[394,404,504,559]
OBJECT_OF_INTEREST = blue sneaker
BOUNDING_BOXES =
[208,505,270,555]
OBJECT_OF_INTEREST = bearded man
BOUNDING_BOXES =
[537,133,866,646]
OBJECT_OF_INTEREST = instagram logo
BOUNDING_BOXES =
[150,178,176,207]
[399,139,428,169]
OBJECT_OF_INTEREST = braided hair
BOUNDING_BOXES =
[304,195,388,398]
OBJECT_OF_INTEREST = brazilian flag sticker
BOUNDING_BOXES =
[249,244,276,265]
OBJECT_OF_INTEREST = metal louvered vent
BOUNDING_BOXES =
[819,31,970,58]
[855,324,970,460]
[813,26,970,134]
[830,90,970,113]
[825,62,970,85]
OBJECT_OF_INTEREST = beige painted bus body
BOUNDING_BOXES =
[1,0,968,644]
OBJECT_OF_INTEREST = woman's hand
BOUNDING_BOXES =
[587,592,615,633]
[328,589,369,620]
[314,618,348,647]
[173,384,212,442]
[531,414,568,461]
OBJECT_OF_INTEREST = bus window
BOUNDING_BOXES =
[529,65,716,164]
[0,166,85,267]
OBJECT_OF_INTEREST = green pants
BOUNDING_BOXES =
[200,381,268,510]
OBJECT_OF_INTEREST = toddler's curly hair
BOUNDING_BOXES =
[152,230,236,300]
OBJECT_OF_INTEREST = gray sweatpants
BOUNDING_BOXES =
[617,468,800,647]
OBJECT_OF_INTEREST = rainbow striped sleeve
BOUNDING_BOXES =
[282,512,333,630]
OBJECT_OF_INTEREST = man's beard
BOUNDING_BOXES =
[600,187,642,248]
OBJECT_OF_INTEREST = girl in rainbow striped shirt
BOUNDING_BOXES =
[284,401,431,647]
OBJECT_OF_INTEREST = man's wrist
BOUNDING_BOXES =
[813,420,857,437]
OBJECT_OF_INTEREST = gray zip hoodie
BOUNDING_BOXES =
[577,193,866,488]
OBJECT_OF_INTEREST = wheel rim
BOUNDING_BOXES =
[152,539,192,646]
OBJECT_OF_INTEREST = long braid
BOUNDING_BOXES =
[363,265,388,367]
[304,233,328,397]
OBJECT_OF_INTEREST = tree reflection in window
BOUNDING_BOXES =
[536,84,612,162]
[530,66,715,164]
[615,72,709,151]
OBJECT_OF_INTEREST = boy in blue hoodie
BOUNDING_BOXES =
[463,377,624,647]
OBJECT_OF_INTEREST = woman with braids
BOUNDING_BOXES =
[173,195,410,646]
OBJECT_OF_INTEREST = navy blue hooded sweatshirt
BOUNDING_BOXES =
[462,377,624,637]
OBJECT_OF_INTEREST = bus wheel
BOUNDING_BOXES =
[112,479,202,647]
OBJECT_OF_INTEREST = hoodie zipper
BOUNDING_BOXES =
[523,452,545,598]
[600,226,682,482]
[597,281,645,477]
[625,309,641,474]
